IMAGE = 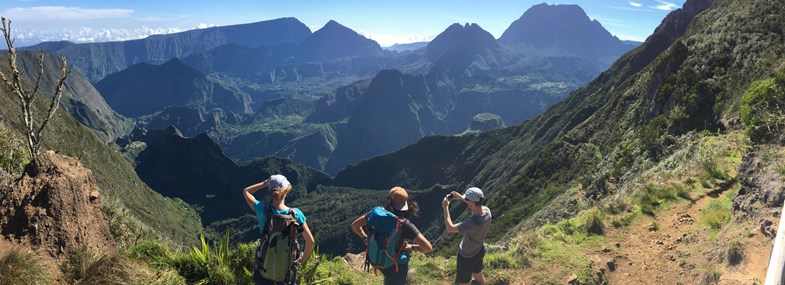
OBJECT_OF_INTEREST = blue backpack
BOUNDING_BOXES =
[364,206,406,272]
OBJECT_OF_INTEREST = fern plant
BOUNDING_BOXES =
[188,233,211,268]
[297,233,332,284]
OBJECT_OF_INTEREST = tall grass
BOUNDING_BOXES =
[0,248,50,285]
[579,207,605,235]
[726,238,745,266]
[61,246,173,285]
[700,191,733,230]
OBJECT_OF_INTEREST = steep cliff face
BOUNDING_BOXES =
[0,152,115,258]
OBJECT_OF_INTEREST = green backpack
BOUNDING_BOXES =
[255,205,303,282]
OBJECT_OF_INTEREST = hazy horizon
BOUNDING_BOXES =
[1,0,684,47]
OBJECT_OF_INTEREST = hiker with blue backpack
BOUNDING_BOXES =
[443,187,492,285]
[351,187,433,285]
[243,174,315,285]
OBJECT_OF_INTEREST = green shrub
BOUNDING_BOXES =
[230,242,255,285]
[699,264,722,285]
[639,115,670,158]
[633,184,682,216]
[203,265,235,285]
[127,240,174,269]
[726,238,744,266]
[485,252,516,269]
[740,76,785,143]
[0,248,50,285]
[0,122,30,178]
[579,208,605,235]
[611,212,636,228]
[149,268,186,285]
[674,183,691,200]
[633,185,660,216]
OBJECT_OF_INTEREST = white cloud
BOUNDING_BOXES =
[4,6,134,21]
[628,2,643,7]
[652,1,679,11]
[358,31,436,47]
[14,26,186,46]
[196,23,217,29]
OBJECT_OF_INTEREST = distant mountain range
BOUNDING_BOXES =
[384,42,429,52]
[82,4,632,175]
[22,17,312,83]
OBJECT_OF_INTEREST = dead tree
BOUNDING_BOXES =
[0,17,70,158]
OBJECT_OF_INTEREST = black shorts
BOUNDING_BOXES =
[456,246,485,283]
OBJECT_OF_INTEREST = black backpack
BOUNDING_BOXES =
[255,205,303,283]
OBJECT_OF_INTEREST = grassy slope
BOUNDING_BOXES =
[334,0,717,254]
[491,0,784,237]
[0,59,201,247]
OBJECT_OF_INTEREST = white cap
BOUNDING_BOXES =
[463,187,484,202]
[268,174,290,191]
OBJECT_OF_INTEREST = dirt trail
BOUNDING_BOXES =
[604,189,771,285]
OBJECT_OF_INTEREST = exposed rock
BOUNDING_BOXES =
[677,213,694,224]
[343,252,366,271]
[567,273,580,285]
[0,151,115,259]
[761,220,776,238]
[606,259,617,272]
[733,146,785,218]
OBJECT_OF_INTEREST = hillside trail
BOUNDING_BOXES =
[603,187,771,285]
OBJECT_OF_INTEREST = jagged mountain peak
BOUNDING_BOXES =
[425,22,500,62]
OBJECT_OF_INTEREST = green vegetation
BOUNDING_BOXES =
[699,264,722,285]
[700,188,736,231]
[533,215,609,284]
[0,121,30,178]
[122,232,364,285]
[61,246,180,285]
[726,238,745,266]
[740,74,785,143]
[0,247,50,285]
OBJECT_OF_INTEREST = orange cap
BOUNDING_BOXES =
[389,186,409,211]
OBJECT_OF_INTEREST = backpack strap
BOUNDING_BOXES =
[262,203,276,236]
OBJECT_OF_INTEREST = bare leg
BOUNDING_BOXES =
[472,272,485,285]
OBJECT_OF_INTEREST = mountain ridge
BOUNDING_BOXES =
[24,17,312,82]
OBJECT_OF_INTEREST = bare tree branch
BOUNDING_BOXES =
[30,51,46,102]
[34,56,69,154]
[1,16,68,158]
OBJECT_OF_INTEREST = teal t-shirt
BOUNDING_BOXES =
[254,200,307,234]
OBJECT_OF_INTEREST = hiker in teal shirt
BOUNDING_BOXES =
[351,187,432,285]
[244,174,315,285]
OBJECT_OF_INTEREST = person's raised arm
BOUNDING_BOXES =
[243,180,268,210]
[300,222,315,264]
[442,194,459,233]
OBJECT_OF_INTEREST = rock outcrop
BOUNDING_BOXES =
[0,151,115,258]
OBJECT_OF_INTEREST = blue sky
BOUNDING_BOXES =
[1,0,686,47]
